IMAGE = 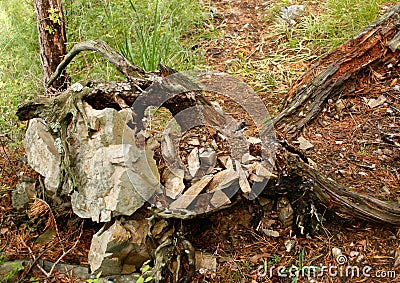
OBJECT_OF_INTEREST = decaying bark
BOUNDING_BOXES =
[286,153,400,225]
[18,5,400,226]
[274,3,400,137]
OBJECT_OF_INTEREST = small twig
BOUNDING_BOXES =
[47,221,84,278]
[20,225,82,280]
[19,234,50,278]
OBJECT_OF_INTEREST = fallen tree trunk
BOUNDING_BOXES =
[274,3,400,136]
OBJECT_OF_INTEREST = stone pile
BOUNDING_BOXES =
[19,100,280,277]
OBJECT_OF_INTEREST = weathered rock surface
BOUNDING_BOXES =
[12,178,36,210]
[199,147,217,174]
[162,168,185,199]
[235,160,251,196]
[88,218,150,276]
[187,147,200,177]
[25,118,61,194]
[208,169,238,192]
[69,103,160,222]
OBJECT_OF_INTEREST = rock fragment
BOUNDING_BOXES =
[169,175,213,210]
[367,95,386,108]
[163,168,185,199]
[280,5,305,25]
[12,178,36,210]
[199,147,217,174]
[188,148,200,177]
[25,118,61,194]
[88,219,150,276]
[296,136,314,150]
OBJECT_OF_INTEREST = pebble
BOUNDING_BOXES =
[367,95,387,108]
[263,229,280,238]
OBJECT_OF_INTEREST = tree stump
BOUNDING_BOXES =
[16,4,400,282]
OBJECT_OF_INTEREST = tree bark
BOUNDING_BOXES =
[34,0,68,92]
[273,3,400,138]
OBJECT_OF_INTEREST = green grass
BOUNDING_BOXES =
[0,0,211,140]
[63,0,134,82]
[228,0,396,105]
[64,0,210,76]
[0,0,41,139]
[305,0,397,51]
[120,0,208,72]
[268,0,397,53]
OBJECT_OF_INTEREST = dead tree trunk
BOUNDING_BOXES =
[17,4,400,227]
[271,4,400,225]
[34,0,68,92]
[274,3,400,136]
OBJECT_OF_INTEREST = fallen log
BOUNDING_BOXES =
[274,3,400,136]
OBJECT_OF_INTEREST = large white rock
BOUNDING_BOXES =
[24,103,160,222]
[69,103,160,222]
[25,118,61,194]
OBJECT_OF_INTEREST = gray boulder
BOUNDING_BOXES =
[25,118,61,194]
[88,218,150,276]
[69,103,160,222]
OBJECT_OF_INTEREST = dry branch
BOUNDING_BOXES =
[47,40,146,86]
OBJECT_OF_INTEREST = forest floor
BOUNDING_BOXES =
[1,0,399,282]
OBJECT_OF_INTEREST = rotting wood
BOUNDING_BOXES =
[273,3,400,137]
[286,152,400,225]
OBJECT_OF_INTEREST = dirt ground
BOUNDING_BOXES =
[1,0,399,282]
